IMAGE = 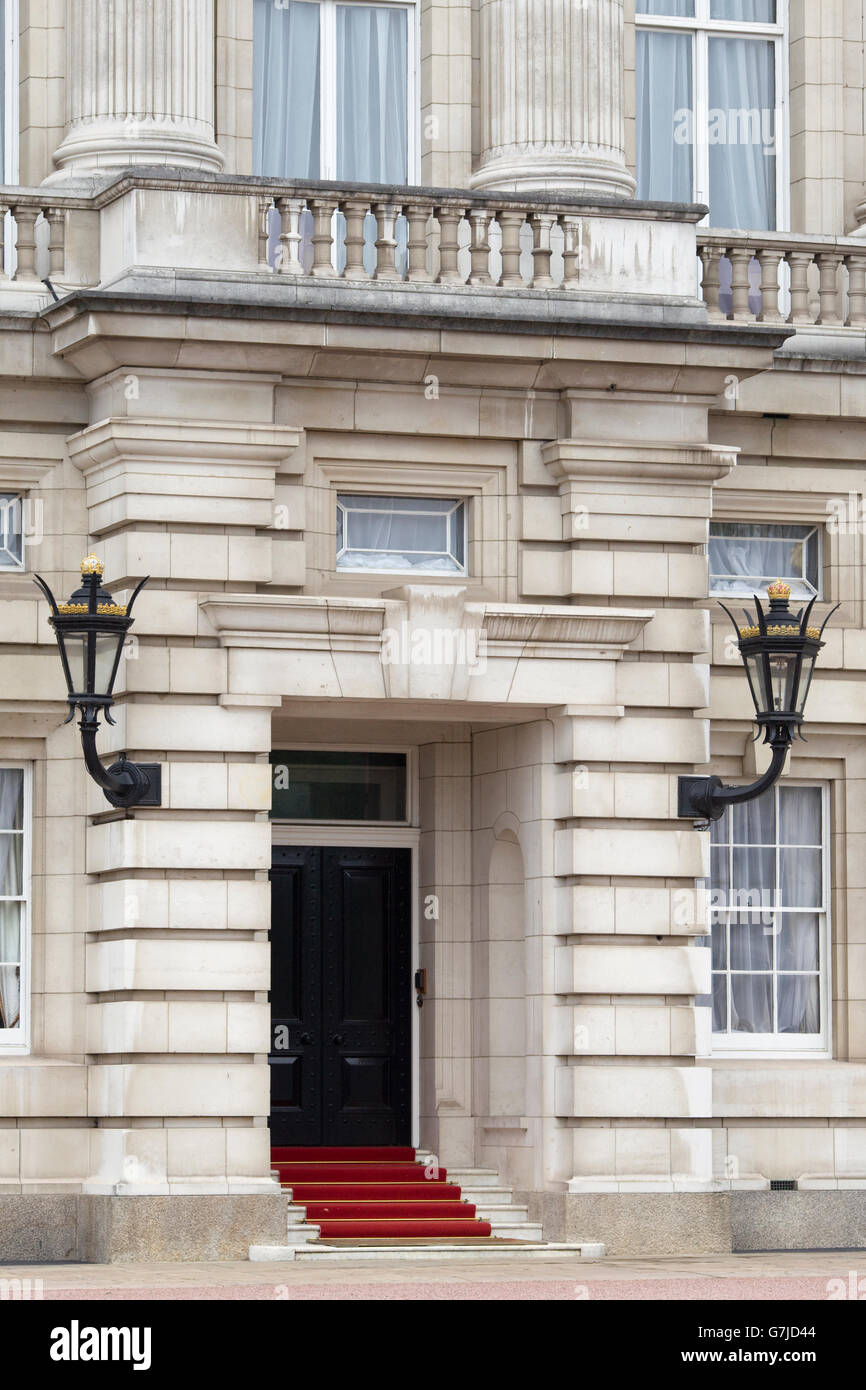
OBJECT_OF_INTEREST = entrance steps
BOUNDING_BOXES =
[249,1146,604,1260]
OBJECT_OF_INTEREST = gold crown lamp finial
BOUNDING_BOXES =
[767,579,791,600]
[81,552,105,577]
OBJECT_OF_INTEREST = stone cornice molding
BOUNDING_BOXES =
[200,592,653,657]
[543,440,739,487]
[66,418,302,474]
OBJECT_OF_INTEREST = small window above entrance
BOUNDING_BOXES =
[271,750,408,822]
[336,495,466,574]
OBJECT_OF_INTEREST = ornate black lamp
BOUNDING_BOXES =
[33,554,161,808]
[678,580,837,826]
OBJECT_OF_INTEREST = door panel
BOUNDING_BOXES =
[269,847,322,1146]
[269,845,411,1146]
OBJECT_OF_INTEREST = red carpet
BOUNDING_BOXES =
[273,1146,493,1240]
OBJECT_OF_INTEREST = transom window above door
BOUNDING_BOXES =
[336,495,466,574]
[709,521,821,601]
[635,0,787,230]
[252,0,415,183]
[271,750,408,821]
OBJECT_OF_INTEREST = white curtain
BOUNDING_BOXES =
[0,770,23,1032]
[711,787,823,1037]
[338,498,461,572]
[708,36,776,229]
[636,1,695,14]
[336,5,408,184]
[709,525,815,600]
[253,0,321,178]
[777,786,822,1034]
[711,1,775,20]
[636,30,693,204]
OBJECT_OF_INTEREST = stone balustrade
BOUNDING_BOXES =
[698,230,866,329]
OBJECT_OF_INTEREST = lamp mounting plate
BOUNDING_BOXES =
[102,762,162,809]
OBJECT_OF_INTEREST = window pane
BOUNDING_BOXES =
[0,965,20,1031]
[731,973,773,1032]
[780,848,822,909]
[0,770,23,830]
[711,0,775,19]
[636,31,693,202]
[711,921,727,970]
[779,786,822,846]
[710,845,730,904]
[709,523,818,600]
[636,0,695,14]
[253,0,321,178]
[0,904,19,964]
[337,4,408,183]
[0,494,24,569]
[778,975,820,1034]
[708,37,776,229]
[730,917,773,972]
[0,835,22,898]
[778,915,820,973]
[337,497,465,573]
[271,751,407,821]
[732,789,775,845]
[712,974,728,1031]
[731,847,774,902]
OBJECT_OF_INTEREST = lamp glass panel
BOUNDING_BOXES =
[94,634,122,697]
[769,652,798,714]
[796,652,817,715]
[744,652,770,714]
[62,633,89,694]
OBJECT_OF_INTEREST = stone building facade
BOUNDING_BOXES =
[0,0,865,1259]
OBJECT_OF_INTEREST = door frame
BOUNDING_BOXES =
[271,821,421,1149]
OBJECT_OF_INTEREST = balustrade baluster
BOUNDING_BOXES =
[435,205,466,284]
[756,248,785,323]
[11,206,39,282]
[258,195,273,270]
[699,245,726,321]
[561,215,582,288]
[310,198,338,278]
[728,245,755,321]
[787,251,814,324]
[275,197,305,275]
[373,201,401,280]
[467,208,493,285]
[406,203,433,282]
[844,251,866,327]
[341,198,371,279]
[529,213,556,288]
[496,210,525,286]
[816,252,844,325]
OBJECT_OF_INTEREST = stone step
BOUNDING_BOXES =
[471,1202,531,1222]
[441,1168,501,1187]
[489,1220,544,1241]
[458,1186,515,1205]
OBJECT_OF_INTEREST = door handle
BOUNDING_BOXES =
[299,1033,313,1045]
[331,1034,345,1046]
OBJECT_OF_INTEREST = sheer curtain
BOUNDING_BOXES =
[711,0,775,20]
[777,787,822,1035]
[709,525,816,600]
[727,793,775,1033]
[0,770,23,1032]
[338,498,462,572]
[336,5,408,184]
[708,36,776,229]
[636,30,693,204]
[253,0,321,178]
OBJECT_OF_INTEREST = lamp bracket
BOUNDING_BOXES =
[677,731,791,830]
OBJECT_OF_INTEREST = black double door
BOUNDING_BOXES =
[269,846,412,1147]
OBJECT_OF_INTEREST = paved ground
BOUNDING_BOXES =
[2,1251,865,1300]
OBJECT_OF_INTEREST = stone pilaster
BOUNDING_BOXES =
[472,0,635,196]
[50,0,224,179]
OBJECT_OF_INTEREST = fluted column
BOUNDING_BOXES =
[50,0,224,179]
[473,0,634,198]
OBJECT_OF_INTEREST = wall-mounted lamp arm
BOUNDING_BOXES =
[677,727,791,828]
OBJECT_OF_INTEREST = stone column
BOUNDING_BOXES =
[472,0,634,197]
[50,0,224,179]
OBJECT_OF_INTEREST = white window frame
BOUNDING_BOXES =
[0,490,25,570]
[0,762,31,1055]
[2,0,17,184]
[336,493,467,576]
[257,0,420,184]
[270,744,415,827]
[707,780,831,1058]
[708,519,823,601]
[635,0,790,231]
